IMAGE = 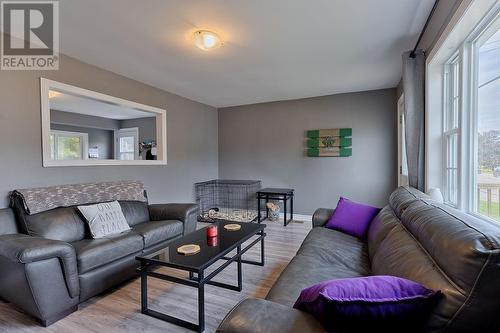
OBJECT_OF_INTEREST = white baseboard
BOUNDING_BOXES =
[263,213,312,222]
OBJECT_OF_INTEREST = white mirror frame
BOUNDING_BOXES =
[40,78,167,167]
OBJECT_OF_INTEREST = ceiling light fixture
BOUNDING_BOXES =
[48,90,60,99]
[193,30,222,51]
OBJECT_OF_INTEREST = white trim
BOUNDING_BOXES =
[50,130,89,161]
[114,127,139,160]
[426,0,498,64]
[426,0,500,222]
[290,213,312,222]
[442,54,462,206]
[467,7,500,216]
[40,78,167,167]
[43,159,167,167]
[426,0,499,192]
[262,213,312,222]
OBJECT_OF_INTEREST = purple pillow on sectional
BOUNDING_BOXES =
[325,197,380,239]
[294,276,441,330]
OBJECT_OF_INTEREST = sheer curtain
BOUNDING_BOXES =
[402,50,425,191]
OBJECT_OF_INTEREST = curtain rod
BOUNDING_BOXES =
[410,0,440,58]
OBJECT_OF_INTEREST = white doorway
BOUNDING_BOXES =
[114,128,139,160]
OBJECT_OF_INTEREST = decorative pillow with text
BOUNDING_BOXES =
[78,201,130,238]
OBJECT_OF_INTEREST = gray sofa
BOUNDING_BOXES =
[0,194,198,326]
[217,187,500,332]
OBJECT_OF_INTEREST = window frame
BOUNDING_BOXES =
[468,9,500,222]
[439,5,500,222]
[114,127,139,160]
[49,130,89,161]
[442,54,462,207]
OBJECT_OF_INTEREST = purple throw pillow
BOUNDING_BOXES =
[325,197,380,239]
[294,276,441,330]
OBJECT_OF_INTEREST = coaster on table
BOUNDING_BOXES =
[177,244,201,255]
[224,223,241,231]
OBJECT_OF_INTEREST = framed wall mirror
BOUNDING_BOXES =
[40,78,167,167]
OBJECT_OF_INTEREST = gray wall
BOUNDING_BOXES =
[51,109,121,130]
[51,124,115,159]
[0,46,218,208]
[120,117,157,159]
[218,89,397,214]
[51,110,119,160]
[121,117,156,143]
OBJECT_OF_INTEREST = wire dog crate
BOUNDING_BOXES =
[195,179,262,223]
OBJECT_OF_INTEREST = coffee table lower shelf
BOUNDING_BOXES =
[137,230,265,333]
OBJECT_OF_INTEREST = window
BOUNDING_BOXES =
[438,6,500,222]
[443,55,461,206]
[49,130,88,161]
[473,14,500,221]
[115,128,139,160]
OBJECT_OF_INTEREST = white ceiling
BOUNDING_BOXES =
[60,0,434,107]
[50,92,156,120]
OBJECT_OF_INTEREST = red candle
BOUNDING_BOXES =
[207,225,218,237]
[207,236,218,247]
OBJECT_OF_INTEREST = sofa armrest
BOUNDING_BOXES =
[0,234,79,298]
[149,203,198,235]
[312,208,335,228]
[216,298,327,333]
[0,234,79,325]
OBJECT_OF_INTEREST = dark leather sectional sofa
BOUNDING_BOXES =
[217,187,500,332]
[0,194,198,326]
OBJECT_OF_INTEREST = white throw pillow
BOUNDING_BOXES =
[78,201,130,238]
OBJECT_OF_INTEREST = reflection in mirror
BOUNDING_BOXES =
[41,78,167,167]
[49,91,157,161]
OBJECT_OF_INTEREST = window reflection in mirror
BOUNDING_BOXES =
[48,90,158,162]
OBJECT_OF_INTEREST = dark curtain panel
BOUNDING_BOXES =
[402,50,425,191]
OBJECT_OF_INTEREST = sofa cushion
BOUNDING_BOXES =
[387,186,426,219]
[367,186,500,332]
[266,227,370,306]
[120,201,150,226]
[132,220,183,248]
[217,298,327,333]
[20,207,87,243]
[296,227,370,269]
[10,195,149,242]
[72,231,143,273]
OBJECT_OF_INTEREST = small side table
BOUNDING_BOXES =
[257,188,294,226]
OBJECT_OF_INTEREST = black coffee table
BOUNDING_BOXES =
[136,221,266,333]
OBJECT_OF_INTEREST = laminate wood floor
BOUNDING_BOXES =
[0,219,311,333]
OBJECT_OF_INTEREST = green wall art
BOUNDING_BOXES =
[306,128,352,157]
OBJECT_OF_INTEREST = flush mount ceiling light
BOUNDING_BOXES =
[48,90,60,99]
[193,30,222,51]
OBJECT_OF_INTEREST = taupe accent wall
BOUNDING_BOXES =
[218,89,397,214]
[0,50,218,208]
